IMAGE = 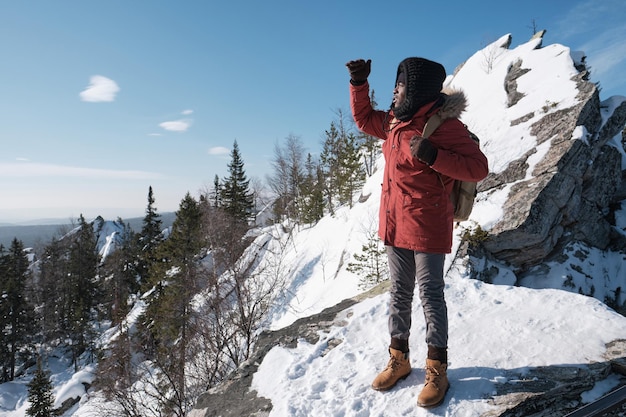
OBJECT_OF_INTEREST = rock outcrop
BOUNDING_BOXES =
[470,35,626,269]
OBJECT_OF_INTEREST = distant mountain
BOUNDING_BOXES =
[0,212,176,248]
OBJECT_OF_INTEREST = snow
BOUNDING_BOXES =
[252,279,625,416]
[52,369,95,410]
[2,34,626,417]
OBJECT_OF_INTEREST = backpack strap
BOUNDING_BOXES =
[422,112,443,138]
[422,112,448,190]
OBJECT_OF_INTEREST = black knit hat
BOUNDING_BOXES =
[393,57,446,121]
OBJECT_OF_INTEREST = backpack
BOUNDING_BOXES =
[422,113,480,222]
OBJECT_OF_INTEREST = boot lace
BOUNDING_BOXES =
[385,356,404,374]
[424,366,442,388]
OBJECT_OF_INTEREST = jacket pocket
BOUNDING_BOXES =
[398,192,448,245]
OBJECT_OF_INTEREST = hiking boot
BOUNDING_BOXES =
[417,359,449,407]
[371,348,411,391]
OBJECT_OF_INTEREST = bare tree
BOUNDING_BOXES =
[527,18,538,35]
[268,134,306,222]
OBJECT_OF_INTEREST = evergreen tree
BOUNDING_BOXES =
[338,130,365,208]
[141,186,163,249]
[141,193,205,415]
[26,359,56,417]
[65,215,100,370]
[221,140,254,224]
[211,175,221,207]
[320,121,341,215]
[320,112,366,213]
[137,186,163,290]
[0,238,34,381]
[26,358,57,417]
[101,221,138,323]
[37,238,69,345]
[297,153,325,224]
[346,231,388,290]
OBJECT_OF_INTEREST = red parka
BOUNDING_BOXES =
[350,82,489,253]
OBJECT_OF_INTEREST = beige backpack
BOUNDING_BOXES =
[422,113,480,222]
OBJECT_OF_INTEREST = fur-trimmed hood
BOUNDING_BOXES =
[438,88,467,120]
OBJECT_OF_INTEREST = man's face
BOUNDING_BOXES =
[393,82,406,109]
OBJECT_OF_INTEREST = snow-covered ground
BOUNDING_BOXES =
[252,276,625,416]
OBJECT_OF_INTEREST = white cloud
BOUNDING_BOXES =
[181,109,193,115]
[554,1,626,95]
[208,146,229,156]
[579,25,626,76]
[0,162,163,180]
[79,75,120,102]
[159,119,192,132]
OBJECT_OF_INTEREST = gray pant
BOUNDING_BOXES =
[386,246,447,349]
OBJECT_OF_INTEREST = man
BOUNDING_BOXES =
[346,57,488,407]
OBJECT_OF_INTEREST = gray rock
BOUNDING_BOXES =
[480,54,626,269]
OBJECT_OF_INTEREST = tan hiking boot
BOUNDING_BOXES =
[417,359,449,407]
[371,348,411,391]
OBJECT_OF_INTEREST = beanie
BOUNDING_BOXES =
[393,57,446,121]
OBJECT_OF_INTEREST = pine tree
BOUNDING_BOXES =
[37,238,69,345]
[0,238,34,381]
[26,359,55,417]
[211,175,221,207]
[338,130,365,208]
[297,153,325,224]
[320,112,366,213]
[66,215,100,370]
[141,193,205,415]
[100,220,138,323]
[221,140,254,224]
[320,121,341,215]
[141,186,163,248]
[347,230,388,290]
[137,186,164,290]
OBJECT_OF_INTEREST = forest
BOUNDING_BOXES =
[0,105,386,417]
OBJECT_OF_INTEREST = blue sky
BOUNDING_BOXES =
[1,0,625,223]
